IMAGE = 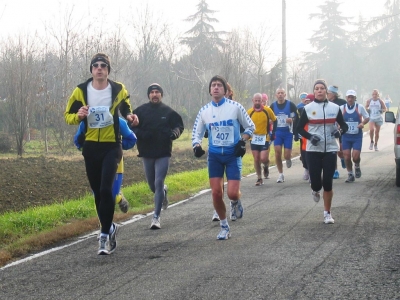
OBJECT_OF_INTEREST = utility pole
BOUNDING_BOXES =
[282,0,287,93]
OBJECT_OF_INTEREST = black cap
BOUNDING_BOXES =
[147,83,163,98]
[90,53,111,74]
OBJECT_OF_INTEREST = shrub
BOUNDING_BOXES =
[0,133,13,153]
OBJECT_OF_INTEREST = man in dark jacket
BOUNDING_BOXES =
[132,83,184,229]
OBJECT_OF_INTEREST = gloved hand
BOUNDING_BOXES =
[170,128,180,140]
[204,130,209,138]
[234,139,246,157]
[193,145,205,158]
[310,135,321,146]
[331,129,341,139]
[294,135,299,142]
[269,131,275,142]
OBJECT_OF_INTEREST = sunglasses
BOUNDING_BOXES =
[92,63,108,69]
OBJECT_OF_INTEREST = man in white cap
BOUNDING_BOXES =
[340,90,370,182]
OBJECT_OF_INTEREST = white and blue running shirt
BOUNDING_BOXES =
[192,97,255,155]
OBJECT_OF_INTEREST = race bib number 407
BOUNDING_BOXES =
[87,106,114,128]
[211,126,234,146]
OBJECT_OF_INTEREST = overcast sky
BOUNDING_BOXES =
[0,0,386,61]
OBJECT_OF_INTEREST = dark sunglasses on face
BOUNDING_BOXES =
[92,63,108,69]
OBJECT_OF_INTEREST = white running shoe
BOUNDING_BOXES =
[230,200,244,221]
[212,210,220,222]
[303,169,309,180]
[374,145,378,151]
[217,224,231,240]
[286,159,292,168]
[97,236,110,255]
[324,213,335,224]
[312,191,320,203]
[276,173,285,183]
[345,173,355,183]
[150,216,161,229]
[369,142,374,150]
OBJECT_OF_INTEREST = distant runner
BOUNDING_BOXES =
[340,90,369,182]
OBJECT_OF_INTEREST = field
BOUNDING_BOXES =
[0,148,207,215]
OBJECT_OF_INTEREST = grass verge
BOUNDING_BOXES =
[0,145,299,267]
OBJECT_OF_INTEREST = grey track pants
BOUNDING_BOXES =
[142,157,170,217]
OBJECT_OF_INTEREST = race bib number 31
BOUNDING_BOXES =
[87,106,114,128]
[211,126,234,146]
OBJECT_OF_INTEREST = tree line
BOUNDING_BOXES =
[0,0,398,156]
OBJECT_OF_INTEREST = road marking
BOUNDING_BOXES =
[0,189,213,271]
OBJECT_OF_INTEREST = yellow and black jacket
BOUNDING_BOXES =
[64,78,132,143]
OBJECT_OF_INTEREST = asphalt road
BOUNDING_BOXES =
[1,124,399,300]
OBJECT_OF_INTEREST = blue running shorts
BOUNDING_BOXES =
[342,134,363,151]
[274,130,293,149]
[208,152,242,180]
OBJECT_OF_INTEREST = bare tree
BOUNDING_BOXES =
[125,5,167,105]
[287,57,312,102]
[220,29,252,104]
[246,26,276,94]
[0,35,40,156]
[43,5,84,155]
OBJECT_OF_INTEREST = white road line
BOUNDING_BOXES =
[0,188,212,271]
